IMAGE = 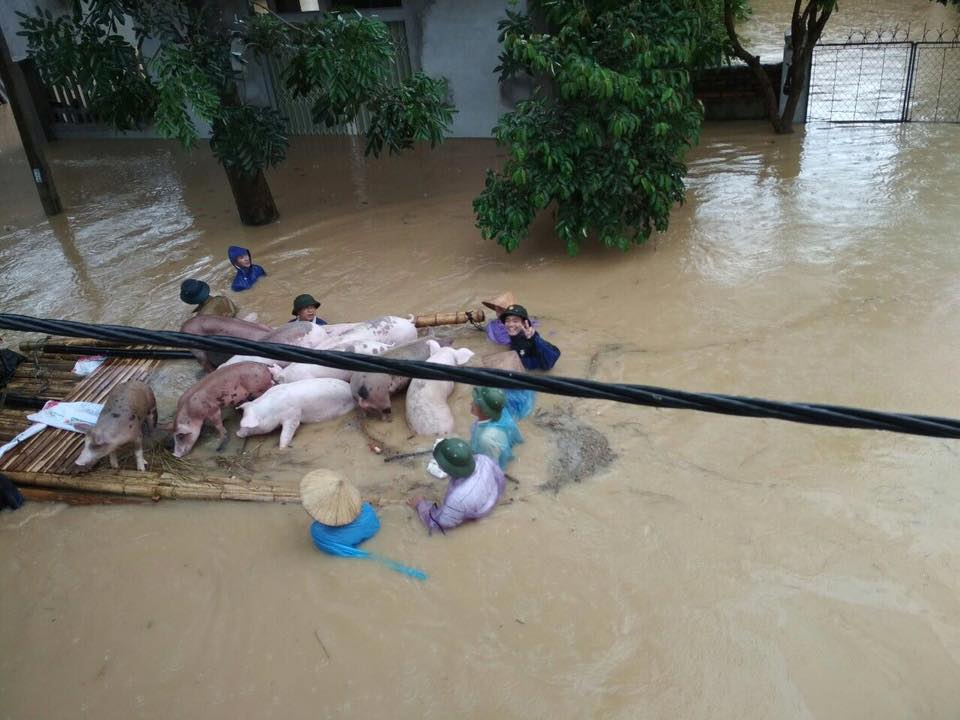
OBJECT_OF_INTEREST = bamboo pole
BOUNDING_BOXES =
[413,309,485,328]
[19,337,178,352]
[4,469,300,503]
[19,486,149,505]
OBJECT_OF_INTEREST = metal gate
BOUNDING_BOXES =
[807,27,960,123]
[265,20,412,136]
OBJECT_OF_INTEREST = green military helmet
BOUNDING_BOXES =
[472,386,506,421]
[499,304,529,323]
[433,438,476,478]
[291,293,321,315]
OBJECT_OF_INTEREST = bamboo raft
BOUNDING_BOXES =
[1,338,298,505]
[1,307,483,505]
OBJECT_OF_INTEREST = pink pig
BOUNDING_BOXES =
[406,346,475,436]
[170,362,274,457]
[269,339,394,384]
[75,381,157,471]
[236,378,355,448]
[350,338,440,421]
[220,321,329,368]
[180,315,273,371]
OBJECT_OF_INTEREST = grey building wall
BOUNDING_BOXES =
[288,0,525,138]
[413,0,525,138]
[1,0,70,61]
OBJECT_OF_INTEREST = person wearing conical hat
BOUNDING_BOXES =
[408,438,506,535]
[469,386,523,470]
[288,294,327,326]
[179,279,238,318]
[301,469,427,579]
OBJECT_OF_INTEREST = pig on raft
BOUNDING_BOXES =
[169,362,274,458]
[406,345,475,436]
[180,315,273,371]
[269,339,393,383]
[75,380,157,471]
[220,321,328,368]
[236,378,355,448]
[350,338,442,421]
[195,315,416,370]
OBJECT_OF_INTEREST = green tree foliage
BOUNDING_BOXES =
[473,1,721,255]
[17,1,455,224]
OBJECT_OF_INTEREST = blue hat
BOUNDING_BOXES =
[180,279,210,306]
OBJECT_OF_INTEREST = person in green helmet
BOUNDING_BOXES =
[470,386,523,470]
[288,294,327,325]
[408,438,506,535]
[180,279,238,318]
[499,304,561,371]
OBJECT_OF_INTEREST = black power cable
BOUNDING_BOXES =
[2,313,959,439]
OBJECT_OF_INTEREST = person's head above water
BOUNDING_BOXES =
[471,386,505,421]
[228,245,252,269]
[499,304,531,336]
[292,294,321,322]
[179,279,210,306]
[432,438,476,478]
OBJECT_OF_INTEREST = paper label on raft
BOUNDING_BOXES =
[27,401,104,433]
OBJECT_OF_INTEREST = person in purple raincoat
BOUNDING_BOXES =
[408,438,506,535]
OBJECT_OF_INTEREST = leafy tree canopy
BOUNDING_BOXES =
[473,0,727,255]
[18,1,455,179]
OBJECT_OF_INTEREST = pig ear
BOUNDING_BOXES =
[426,340,441,355]
[75,422,93,434]
[454,349,475,365]
[238,401,250,410]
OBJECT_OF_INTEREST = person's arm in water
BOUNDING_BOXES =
[414,494,467,534]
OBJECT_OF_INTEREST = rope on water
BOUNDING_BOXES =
[310,503,427,580]
[1,313,960,440]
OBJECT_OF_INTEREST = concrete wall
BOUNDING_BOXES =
[411,0,528,138]
[280,1,526,138]
[694,63,783,122]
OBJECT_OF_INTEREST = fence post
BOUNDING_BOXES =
[901,43,919,122]
[781,33,813,124]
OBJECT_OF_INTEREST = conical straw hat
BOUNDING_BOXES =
[300,469,362,527]
[482,291,515,313]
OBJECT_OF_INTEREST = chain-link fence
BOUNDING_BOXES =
[807,26,960,123]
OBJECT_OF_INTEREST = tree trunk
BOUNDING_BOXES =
[722,0,834,135]
[224,166,279,226]
[722,0,787,133]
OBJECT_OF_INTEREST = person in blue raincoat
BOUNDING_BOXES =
[500,304,561,371]
[469,386,522,470]
[227,245,267,292]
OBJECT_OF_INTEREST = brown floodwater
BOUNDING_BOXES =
[3,11,960,717]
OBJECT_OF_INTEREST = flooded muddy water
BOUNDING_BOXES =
[3,26,960,720]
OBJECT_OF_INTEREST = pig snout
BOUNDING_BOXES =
[74,445,101,468]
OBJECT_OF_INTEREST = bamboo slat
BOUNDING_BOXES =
[4,469,300,503]
[0,356,160,474]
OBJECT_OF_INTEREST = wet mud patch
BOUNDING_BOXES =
[533,404,617,492]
